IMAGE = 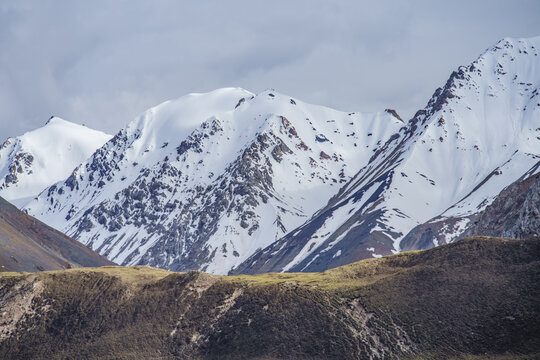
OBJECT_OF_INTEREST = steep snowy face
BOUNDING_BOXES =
[0,117,112,207]
[25,88,403,274]
[400,162,540,252]
[234,36,540,274]
[360,37,540,246]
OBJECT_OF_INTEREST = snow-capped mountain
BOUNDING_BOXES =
[234,36,540,274]
[25,88,403,274]
[0,117,112,207]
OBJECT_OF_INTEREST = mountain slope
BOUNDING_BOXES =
[401,163,540,251]
[0,117,112,207]
[25,88,403,274]
[0,196,113,272]
[1,237,538,359]
[234,36,540,274]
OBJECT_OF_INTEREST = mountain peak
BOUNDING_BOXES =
[473,35,540,71]
[25,87,403,274]
[0,118,112,206]
[125,87,255,144]
[44,116,78,127]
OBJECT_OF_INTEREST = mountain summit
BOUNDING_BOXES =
[0,117,112,207]
[25,88,403,274]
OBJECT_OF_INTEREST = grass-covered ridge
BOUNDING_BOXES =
[1,236,539,359]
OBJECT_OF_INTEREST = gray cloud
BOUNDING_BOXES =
[1,0,539,138]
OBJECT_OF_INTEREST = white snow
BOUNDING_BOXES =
[334,36,540,252]
[439,218,471,244]
[0,117,112,206]
[373,36,540,249]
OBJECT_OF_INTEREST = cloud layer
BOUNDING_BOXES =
[1,0,539,138]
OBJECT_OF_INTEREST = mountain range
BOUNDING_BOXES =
[22,89,404,274]
[1,36,538,274]
[234,36,540,274]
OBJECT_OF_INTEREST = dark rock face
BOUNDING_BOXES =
[1,237,539,360]
[136,130,281,271]
[2,152,34,187]
[399,216,473,252]
[465,170,540,239]
[384,109,403,122]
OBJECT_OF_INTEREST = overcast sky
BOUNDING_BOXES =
[1,0,539,138]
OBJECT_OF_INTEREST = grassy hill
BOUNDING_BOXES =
[0,236,538,359]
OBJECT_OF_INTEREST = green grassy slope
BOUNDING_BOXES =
[0,237,538,359]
